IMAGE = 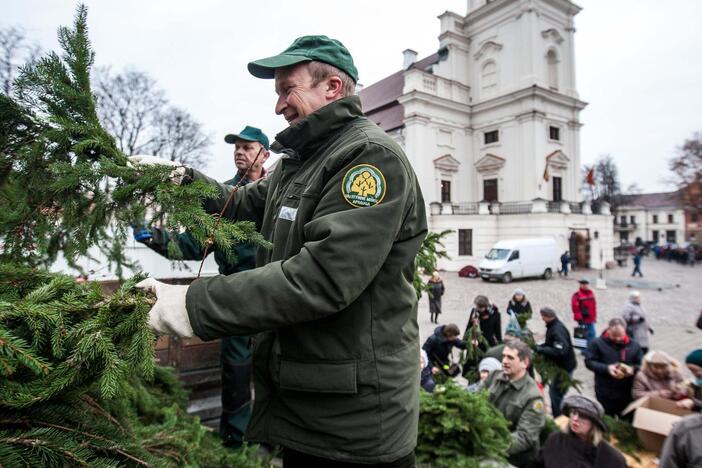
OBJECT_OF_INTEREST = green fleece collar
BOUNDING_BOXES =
[272,96,363,159]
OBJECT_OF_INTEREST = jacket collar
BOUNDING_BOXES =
[235,166,267,186]
[271,96,363,159]
[603,330,630,345]
[498,371,529,389]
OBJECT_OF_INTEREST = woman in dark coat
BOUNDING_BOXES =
[466,295,501,348]
[506,287,532,329]
[427,271,445,324]
[537,395,627,468]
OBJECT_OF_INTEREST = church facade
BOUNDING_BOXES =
[359,0,613,271]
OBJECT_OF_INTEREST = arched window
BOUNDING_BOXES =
[481,60,498,95]
[546,49,559,90]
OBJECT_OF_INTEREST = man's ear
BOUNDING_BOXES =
[325,76,343,99]
[261,150,270,164]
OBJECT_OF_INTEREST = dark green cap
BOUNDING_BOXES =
[248,35,358,83]
[224,125,269,149]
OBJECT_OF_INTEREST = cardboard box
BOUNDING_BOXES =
[622,395,692,453]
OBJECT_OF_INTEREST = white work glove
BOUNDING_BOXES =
[128,155,188,185]
[135,277,194,338]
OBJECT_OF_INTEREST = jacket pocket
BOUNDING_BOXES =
[279,360,358,394]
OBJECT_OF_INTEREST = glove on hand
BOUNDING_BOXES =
[128,155,188,185]
[136,278,193,338]
[131,223,153,242]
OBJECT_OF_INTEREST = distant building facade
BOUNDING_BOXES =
[359,0,613,271]
[614,190,694,246]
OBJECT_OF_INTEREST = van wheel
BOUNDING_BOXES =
[501,272,512,283]
[543,268,552,280]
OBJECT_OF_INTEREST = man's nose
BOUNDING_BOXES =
[275,94,286,115]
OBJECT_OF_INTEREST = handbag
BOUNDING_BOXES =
[573,324,588,349]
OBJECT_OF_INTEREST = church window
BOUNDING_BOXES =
[459,229,473,256]
[553,177,563,202]
[441,180,451,203]
[546,50,559,90]
[549,126,560,141]
[484,130,499,145]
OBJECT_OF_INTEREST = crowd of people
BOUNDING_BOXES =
[421,272,702,467]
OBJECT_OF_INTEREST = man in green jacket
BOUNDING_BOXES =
[484,340,545,467]
[134,126,269,448]
[131,35,427,466]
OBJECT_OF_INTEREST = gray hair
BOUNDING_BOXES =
[608,317,626,329]
[504,340,532,361]
[308,61,356,97]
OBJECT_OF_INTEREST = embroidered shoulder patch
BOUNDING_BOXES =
[341,164,386,208]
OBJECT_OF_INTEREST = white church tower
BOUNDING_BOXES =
[361,0,613,271]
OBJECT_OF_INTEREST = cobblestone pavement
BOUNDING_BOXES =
[419,257,702,404]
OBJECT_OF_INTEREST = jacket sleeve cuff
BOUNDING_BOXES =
[186,278,209,340]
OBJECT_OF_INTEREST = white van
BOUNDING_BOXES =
[479,238,560,283]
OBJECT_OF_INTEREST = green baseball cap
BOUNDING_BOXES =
[224,125,269,149]
[248,35,358,83]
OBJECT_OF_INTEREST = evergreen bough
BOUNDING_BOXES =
[0,4,268,274]
[0,265,270,466]
[417,381,511,467]
[0,5,270,467]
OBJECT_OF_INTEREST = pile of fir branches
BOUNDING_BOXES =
[603,415,643,458]
[416,381,511,467]
[0,264,271,466]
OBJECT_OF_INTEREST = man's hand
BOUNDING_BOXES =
[136,278,193,338]
[676,398,694,410]
[431,367,440,375]
[128,155,188,185]
[608,363,621,378]
[131,224,153,243]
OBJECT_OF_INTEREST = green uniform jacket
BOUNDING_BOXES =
[485,370,546,460]
[184,96,427,463]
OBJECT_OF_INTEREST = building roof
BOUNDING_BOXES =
[359,53,440,132]
[619,191,682,209]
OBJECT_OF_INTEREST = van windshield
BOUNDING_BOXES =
[485,248,510,260]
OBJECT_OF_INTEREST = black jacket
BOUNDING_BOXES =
[585,332,643,400]
[506,299,532,321]
[536,432,627,468]
[537,318,577,372]
[422,326,467,368]
[467,306,502,348]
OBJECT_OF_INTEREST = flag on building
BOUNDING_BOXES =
[586,166,595,186]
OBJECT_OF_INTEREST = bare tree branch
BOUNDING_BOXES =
[581,154,622,208]
[92,67,211,168]
[0,26,41,95]
[148,106,212,169]
[93,67,166,155]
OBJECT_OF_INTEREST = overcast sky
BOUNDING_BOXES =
[4,0,702,193]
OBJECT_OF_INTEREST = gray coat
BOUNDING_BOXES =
[659,413,702,468]
[622,300,650,348]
